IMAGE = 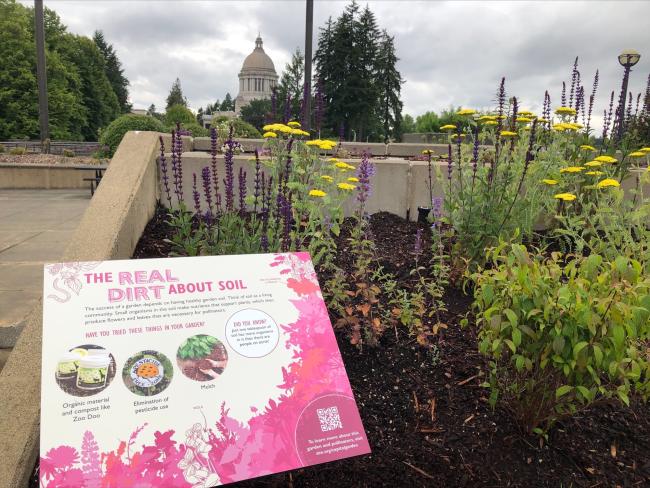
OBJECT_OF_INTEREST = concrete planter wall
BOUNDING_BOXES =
[0,164,103,189]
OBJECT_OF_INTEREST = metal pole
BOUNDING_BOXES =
[303,0,314,132]
[616,65,631,143]
[35,0,49,153]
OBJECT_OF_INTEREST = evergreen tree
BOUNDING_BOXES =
[276,48,304,122]
[314,1,402,142]
[146,103,157,116]
[240,99,272,131]
[220,93,234,111]
[166,78,187,109]
[376,30,403,142]
[93,30,131,113]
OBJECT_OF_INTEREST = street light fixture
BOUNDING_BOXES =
[614,49,641,143]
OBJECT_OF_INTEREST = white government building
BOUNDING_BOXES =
[202,35,278,127]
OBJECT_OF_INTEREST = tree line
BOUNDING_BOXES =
[0,0,130,141]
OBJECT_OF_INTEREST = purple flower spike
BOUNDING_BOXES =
[447,144,453,181]
[201,166,213,226]
[192,173,201,218]
[253,149,261,213]
[238,167,247,217]
[159,136,171,205]
[356,151,376,205]
[223,125,235,211]
[210,127,221,212]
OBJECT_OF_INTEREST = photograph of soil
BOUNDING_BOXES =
[177,334,229,382]
[122,350,173,396]
[54,344,115,397]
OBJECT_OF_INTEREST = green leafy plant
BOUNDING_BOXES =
[100,114,164,156]
[178,335,219,360]
[467,243,650,434]
[9,146,26,155]
[62,149,75,157]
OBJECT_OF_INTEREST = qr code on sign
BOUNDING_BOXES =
[317,406,343,432]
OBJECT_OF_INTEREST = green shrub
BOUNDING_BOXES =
[180,123,209,138]
[9,146,26,155]
[99,114,165,156]
[213,116,261,139]
[467,243,650,434]
[62,149,75,157]
[0,143,5,153]
[165,104,195,127]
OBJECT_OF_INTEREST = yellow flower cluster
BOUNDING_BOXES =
[579,145,596,152]
[309,189,327,198]
[542,179,558,185]
[516,117,532,123]
[553,122,582,131]
[640,147,650,153]
[440,124,457,131]
[457,108,476,116]
[596,178,620,189]
[594,155,617,163]
[629,151,646,157]
[262,122,309,137]
[555,106,577,116]
[584,161,602,167]
[334,161,355,170]
[337,182,356,191]
[477,115,497,122]
[500,130,517,138]
[560,166,585,173]
[483,120,498,126]
[518,110,534,117]
[263,131,277,138]
[347,177,359,182]
[287,121,301,127]
[306,139,337,150]
[554,193,577,201]
[320,175,333,182]
[585,170,604,176]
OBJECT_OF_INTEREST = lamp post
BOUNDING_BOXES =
[303,0,314,132]
[614,49,641,143]
[35,0,50,153]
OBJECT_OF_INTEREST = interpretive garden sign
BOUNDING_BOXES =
[40,253,370,487]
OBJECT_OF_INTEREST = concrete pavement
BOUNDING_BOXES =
[0,189,90,354]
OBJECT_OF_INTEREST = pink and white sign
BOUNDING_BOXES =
[40,253,370,487]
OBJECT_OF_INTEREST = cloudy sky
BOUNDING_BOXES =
[27,0,650,124]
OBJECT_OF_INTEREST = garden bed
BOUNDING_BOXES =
[129,206,650,487]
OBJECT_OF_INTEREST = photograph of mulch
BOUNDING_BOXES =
[54,344,115,397]
[177,334,229,382]
[122,350,173,396]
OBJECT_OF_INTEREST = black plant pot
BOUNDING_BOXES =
[417,206,431,223]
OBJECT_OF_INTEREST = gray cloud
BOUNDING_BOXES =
[27,1,650,128]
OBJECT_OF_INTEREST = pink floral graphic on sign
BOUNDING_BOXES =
[40,253,369,486]
[45,262,101,303]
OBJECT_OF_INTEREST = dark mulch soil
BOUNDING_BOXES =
[30,208,650,488]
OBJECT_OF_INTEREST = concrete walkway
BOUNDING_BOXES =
[0,189,90,352]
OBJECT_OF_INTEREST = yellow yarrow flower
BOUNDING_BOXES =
[440,124,457,131]
[629,151,646,157]
[585,171,604,176]
[263,131,277,138]
[580,145,596,151]
[560,166,585,173]
[309,189,327,197]
[306,140,321,146]
[518,110,534,116]
[347,177,359,182]
[500,130,517,137]
[421,149,434,154]
[594,155,618,163]
[337,182,356,191]
[483,120,498,126]
[287,121,301,127]
[542,179,558,185]
[516,117,532,123]
[320,175,333,182]
[639,147,650,153]
[262,124,274,131]
[554,193,577,201]
[457,108,476,116]
[555,106,577,115]
[584,161,603,167]
[596,178,620,188]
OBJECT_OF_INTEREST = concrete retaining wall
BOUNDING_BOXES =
[0,164,103,189]
[0,131,162,488]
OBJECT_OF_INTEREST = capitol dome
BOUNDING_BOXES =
[235,35,279,114]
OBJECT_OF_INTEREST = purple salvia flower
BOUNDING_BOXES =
[223,125,235,211]
[626,91,633,125]
[602,90,615,140]
[569,57,578,108]
[561,81,566,107]
[201,166,213,226]
[210,127,221,212]
[282,138,294,196]
[447,143,453,182]
[634,92,642,118]
[159,136,172,205]
[260,173,272,252]
[356,151,376,205]
[280,192,293,252]
[192,173,201,218]
[253,149,261,213]
[175,127,185,203]
[586,70,598,134]
[432,196,443,228]
[238,167,247,217]
[170,130,179,201]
